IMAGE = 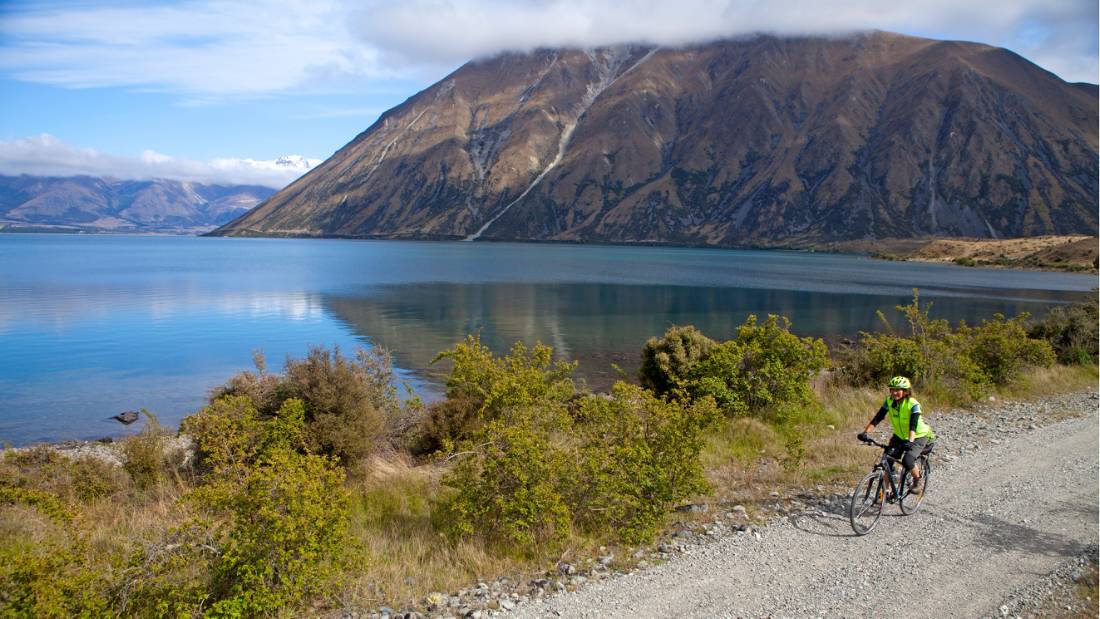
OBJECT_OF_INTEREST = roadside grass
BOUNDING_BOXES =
[342,457,538,611]
[995,364,1097,403]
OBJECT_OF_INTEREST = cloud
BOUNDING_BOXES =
[351,0,1098,82]
[0,0,387,98]
[0,134,320,188]
[0,0,1095,99]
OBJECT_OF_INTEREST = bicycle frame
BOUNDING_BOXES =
[873,449,904,503]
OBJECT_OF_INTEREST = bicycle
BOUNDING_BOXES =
[848,436,933,535]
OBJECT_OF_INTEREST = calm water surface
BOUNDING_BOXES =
[1,234,1094,445]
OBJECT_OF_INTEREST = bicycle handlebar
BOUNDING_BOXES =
[859,437,889,449]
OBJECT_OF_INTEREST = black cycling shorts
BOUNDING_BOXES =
[886,435,930,471]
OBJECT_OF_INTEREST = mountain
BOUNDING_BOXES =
[212,32,1098,245]
[0,175,276,233]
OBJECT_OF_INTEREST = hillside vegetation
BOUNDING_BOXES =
[1,293,1096,616]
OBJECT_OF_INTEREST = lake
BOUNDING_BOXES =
[1,234,1094,446]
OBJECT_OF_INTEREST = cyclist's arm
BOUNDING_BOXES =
[864,404,888,433]
[908,403,922,442]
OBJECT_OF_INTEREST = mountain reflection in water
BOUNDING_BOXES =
[322,282,1087,392]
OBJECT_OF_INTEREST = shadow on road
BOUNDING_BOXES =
[787,509,858,538]
[969,512,1093,558]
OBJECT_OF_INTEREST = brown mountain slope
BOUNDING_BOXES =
[213,32,1098,245]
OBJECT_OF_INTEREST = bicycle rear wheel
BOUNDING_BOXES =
[899,457,931,515]
[849,470,885,535]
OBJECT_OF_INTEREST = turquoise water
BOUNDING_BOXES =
[0,234,1094,445]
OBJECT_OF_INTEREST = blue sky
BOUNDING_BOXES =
[0,0,1096,188]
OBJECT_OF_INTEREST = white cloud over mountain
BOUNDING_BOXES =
[0,135,319,188]
[0,0,1095,100]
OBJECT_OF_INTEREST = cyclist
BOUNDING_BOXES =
[857,376,934,495]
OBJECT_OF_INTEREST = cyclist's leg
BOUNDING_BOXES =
[903,438,927,478]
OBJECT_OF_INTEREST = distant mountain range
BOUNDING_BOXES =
[213,31,1098,246]
[0,175,276,233]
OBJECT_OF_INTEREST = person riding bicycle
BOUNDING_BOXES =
[857,376,935,495]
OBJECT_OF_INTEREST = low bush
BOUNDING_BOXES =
[420,336,576,453]
[687,315,828,419]
[0,447,124,505]
[638,325,716,397]
[212,346,403,464]
[200,448,350,616]
[1028,298,1099,365]
[181,396,308,479]
[131,396,349,616]
[0,488,110,617]
[121,410,172,490]
[434,340,722,553]
[960,313,1055,385]
[839,290,1058,400]
[570,383,720,543]
[435,417,573,554]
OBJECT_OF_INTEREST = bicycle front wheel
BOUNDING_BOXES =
[899,457,931,515]
[849,470,885,535]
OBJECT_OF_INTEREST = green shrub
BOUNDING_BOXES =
[69,457,126,502]
[638,325,716,397]
[114,520,217,618]
[839,290,1059,401]
[686,315,828,419]
[435,417,573,554]
[570,383,719,543]
[433,338,725,551]
[960,314,1055,385]
[212,346,402,464]
[0,488,110,617]
[423,336,576,451]
[181,396,307,479]
[201,448,350,616]
[1028,298,1099,365]
[135,398,345,616]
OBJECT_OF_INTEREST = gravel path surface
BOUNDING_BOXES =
[513,391,1099,618]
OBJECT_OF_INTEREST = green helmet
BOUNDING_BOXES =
[888,376,911,390]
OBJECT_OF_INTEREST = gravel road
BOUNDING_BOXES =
[513,392,1099,618]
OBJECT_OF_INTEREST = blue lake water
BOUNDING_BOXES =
[1,234,1094,446]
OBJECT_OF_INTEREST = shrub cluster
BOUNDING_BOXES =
[125,396,351,616]
[411,336,577,455]
[0,486,110,618]
[212,346,404,463]
[1027,297,1099,365]
[639,316,828,420]
[839,291,1056,398]
[433,351,719,552]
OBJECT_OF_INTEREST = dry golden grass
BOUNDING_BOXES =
[997,364,1098,402]
[909,235,1095,262]
[339,457,555,610]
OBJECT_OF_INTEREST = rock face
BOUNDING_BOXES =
[0,175,275,233]
[213,32,1098,245]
